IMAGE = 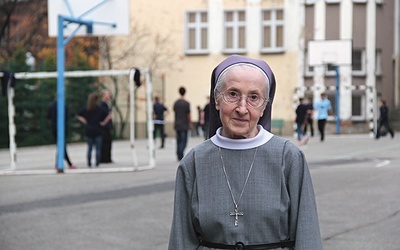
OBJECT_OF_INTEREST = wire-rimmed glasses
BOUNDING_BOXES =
[217,90,267,108]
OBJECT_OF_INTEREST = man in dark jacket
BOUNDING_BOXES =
[173,87,192,161]
[376,99,395,139]
[295,97,309,145]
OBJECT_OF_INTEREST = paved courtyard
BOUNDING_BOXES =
[0,133,399,249]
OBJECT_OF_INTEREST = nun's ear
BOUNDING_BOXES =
[215,100,219,110]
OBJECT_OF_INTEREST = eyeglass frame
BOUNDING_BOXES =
[215,90,268,108]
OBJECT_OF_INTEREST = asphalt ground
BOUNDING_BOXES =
[0,132,399,250]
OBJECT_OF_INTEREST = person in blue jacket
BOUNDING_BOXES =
[313,92,332,142]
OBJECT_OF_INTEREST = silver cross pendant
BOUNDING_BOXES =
[230,206,243,227]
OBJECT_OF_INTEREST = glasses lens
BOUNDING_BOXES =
[247,94,261,107]
[224,91,240,103]
[221,91,265,108]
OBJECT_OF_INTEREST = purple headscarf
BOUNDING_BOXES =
[207,55,276,138]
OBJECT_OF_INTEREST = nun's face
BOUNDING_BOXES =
[215,66,267,139]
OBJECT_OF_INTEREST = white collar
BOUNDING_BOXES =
[210,125,274,150]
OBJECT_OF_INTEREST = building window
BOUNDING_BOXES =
[375,49,382,76]
[352,93,365,120]
[325,64,337,76]
[352,49,366,76]
[353,0,383,3]
[327,93,336,120]
[223,10,246,54]
[185,11,208,55]
[305,50,314,76]
[261,9,284,53]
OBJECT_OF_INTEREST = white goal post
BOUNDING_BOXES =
[0,69,155,174]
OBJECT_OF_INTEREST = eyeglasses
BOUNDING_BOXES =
[217,90,267,108]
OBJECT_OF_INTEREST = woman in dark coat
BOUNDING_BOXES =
[76,93,111,167]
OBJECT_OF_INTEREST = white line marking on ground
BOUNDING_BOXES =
[0,166,155,176]
[376,160,390,168]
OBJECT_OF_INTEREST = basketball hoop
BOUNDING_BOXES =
[308,40,352,67]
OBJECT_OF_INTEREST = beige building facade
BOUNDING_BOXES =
[105,0,301,137]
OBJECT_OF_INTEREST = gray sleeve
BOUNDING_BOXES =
[168,159,200,249]
[284,141,323,250]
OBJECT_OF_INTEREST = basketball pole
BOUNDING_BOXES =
[56,14,114,172]
[56,15,92,173]
[333,65,340,134]
[325,63,341,135]
[56,15,67,173]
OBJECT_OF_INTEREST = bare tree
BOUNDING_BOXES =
[0,0,18,44]
[99,23,176,138]
[0,0,49,66]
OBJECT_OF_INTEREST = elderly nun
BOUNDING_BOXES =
[168,55,322,250]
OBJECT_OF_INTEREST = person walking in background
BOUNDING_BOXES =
[314,92,332,142]
[196,106,203,137]
[173,86,192,161]
[201,96,210,140]
[295,97,309,145]
[376,99,395,139]
[99,90,113,163]
[47,97,77,169]
[304,97,314,137]
[153,96,169,148]
[76,93,111,168]
[169,55,322,249]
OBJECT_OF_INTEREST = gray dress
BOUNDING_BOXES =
[168,128,322,250]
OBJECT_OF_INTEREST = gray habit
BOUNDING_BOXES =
[168,136,322,249]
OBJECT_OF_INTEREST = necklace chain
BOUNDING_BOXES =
[219,147,258,226]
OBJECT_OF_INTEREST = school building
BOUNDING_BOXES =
[105,0,400,137]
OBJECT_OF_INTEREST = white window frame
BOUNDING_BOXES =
[222,10,247,54]
[325,0,341,3]
[352,49,366,76]
[305,0,317,5]
[260,8,285,53]
[185,10,209,55]
[351,92,366,121]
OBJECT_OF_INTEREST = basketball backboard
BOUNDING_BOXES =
[48,0,130,37]
[308,40,352,66]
